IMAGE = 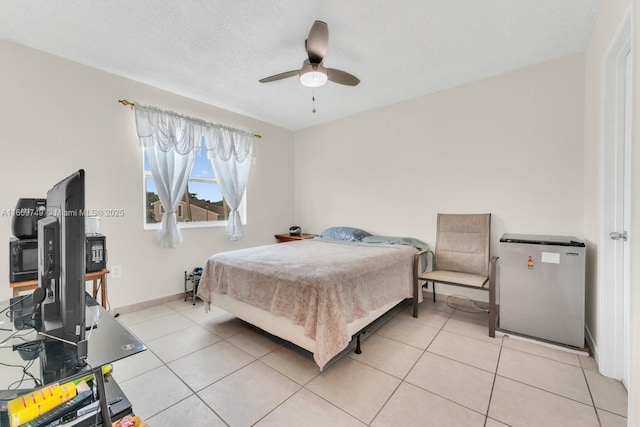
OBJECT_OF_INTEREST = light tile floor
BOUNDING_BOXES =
[112,296,628,427]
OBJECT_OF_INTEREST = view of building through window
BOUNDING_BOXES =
[144,149,228,225]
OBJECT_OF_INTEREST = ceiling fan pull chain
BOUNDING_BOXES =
[312,88,317,113]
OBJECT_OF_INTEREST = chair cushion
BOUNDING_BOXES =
[419,270,488,288]
[435,213,490,276]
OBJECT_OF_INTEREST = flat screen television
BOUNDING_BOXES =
[38,169,87,358]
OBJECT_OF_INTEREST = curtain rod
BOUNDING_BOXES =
[118,99,262,138]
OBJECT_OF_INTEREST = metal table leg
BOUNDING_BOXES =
[93,366,112,427]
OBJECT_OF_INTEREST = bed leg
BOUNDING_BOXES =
[355,330,366,354]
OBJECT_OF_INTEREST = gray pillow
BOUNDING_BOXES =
[317,226,371,242]
[361,235,429,251]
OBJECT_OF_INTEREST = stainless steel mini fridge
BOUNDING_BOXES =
[499,234,586,347]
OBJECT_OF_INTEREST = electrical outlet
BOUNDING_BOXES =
[110,265,122,279]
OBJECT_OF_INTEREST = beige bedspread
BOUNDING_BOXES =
[197,238,419,369]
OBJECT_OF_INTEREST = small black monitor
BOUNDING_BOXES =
[38,170,87,358]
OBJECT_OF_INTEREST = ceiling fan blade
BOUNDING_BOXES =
[305,20,328,64]
[327,68,360,86]
[259,70,299,83]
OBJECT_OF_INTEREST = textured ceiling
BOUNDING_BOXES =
[0,0,600,131]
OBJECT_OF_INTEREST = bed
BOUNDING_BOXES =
[196,231,427,370]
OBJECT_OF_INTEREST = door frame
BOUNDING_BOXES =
[599,7,633,387]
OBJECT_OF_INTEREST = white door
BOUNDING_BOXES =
[618,44,632,390]
[601,10,633,389]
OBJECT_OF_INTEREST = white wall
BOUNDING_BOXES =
[294,54,585,300]
[0,40,295,308]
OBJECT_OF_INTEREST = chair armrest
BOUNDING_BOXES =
[489,256,499,284]
[413,249,433,276]
[412,249,432,318]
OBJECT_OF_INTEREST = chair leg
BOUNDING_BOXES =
[488,300,496,337]
[432,282,436,303]
[488,290,496,338]
[412,252,424,318]
[488,257,498,338]
[413,278,419,318]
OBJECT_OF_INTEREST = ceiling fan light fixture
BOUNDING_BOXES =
[299,60,328,87]
[300,70,328,87]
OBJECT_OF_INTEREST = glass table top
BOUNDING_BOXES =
[0,292,145,392]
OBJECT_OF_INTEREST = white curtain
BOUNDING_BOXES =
[135,106,198,247]
[134,104,255,246]
[204,127,254,241]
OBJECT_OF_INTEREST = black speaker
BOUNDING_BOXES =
[86,234,107,272]
[11,198,46,238]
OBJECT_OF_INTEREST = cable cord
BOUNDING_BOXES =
[1,357,42,389]
[94,280,113,313]
[0,322,38,347]
[445,294,489,313]
[86,305,100,342]
[82,360,100,427]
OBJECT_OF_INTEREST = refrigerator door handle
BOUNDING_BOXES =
[609,231,628,241]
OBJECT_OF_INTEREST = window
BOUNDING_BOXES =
[143,147,235,228]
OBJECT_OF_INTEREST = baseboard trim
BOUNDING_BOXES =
[584,323,599,367]
[112,292,184,316]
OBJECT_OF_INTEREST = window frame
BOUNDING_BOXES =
[142,149,247,231]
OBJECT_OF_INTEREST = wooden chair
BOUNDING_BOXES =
[417,213,498,337]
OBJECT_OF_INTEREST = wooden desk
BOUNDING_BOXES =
[9,268,110,308]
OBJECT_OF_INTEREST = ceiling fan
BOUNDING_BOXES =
[259,20,360,88]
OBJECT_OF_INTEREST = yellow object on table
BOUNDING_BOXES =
[8,381,76,427]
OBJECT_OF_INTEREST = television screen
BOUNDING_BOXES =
[38,170,87,358]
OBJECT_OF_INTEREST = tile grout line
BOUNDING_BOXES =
[366,304,455,425]
[125,325,208,422]
[167,308,319,426]
[484,336,504,426]
[121,301,477,424]
[494,372,604,411]
[119,304,254,425]
[581,366,603,426]
[160,304,307,426]
[121,298,621,426]
[137,332,251,424]
[398,308,499,420]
